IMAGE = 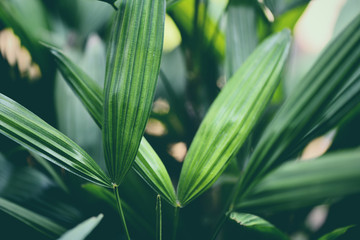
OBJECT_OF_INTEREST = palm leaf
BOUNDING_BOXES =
[103,0,165,185]
[229,212,288,240]
[238,14,360,198]
[177,30,291,207]
[59,214,103,240]
[236,150,360,211]
[0,94,111,188]
[0,197,66,239]
[46,46,177,205]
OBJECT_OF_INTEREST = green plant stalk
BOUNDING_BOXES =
[113,186,130,240]
[156,195,162,240]
[172,206,180,240]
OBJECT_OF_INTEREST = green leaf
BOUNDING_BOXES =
[236,150,360,212]
[237,14,360,198]
[318,225,355,240]
[45,44,104,128]
[226,0,258,78]
[96,0,117,10]
[0,197,66,239]
[58,214,103,240]
[177,30,291,207]
[229,212,288,240]
[0,94,111,188]
[46,46,177,206]
[103,0,165,185]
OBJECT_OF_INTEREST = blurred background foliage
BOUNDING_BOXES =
[0,0,360,239]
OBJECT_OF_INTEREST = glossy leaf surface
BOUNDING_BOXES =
[0,94,111,188]
[103,0,165,185]
[59,214,103,240]
[177,30,291,207]
[48,47,177,205]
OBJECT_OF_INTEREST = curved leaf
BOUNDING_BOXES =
[103,0,165,185]
[237,14,360,198]
[0,94,111,188]
[59,214,103,240]
[46,46,177,206]
[229,212,288,240]
[237,150,360,212]
[177,30,291,207]
[318,225,355,240]
[0,197,66,239]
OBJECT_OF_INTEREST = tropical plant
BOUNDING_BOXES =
[0,0,360,239]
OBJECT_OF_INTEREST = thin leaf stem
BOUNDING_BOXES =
[156,195,162,240]
[172,205,180,240]
[113,186,130,240]
[210,210,230,240]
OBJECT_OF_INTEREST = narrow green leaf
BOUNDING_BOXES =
[226,0,258,78]
[0,94,111,188]
[46,46,177,206]
[59,214,103,240]
[229,212,288,240]
[44,44,104,128]
[177,30,291,207]
[318,225,355,240]
[236,150,360,212]
[238,14,360,198]
[0,197,66,238]
[166,0,180,9]
[103,0,165,185]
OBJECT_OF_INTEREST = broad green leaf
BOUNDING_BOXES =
[103,0,165,185]
[229,212,288,240]
[0,197,66,238]
[237,14,360,198]
[46,46,177,206]
[0,94,111,188]
[318,225,355,240]
[236,150,360,212]
[226,0,258,79]
[59,214,103,240]
[177,30,291,207]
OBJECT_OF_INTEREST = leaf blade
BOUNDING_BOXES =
[0,94,111,188]
[177,30,291,206]
[0,197,66,238]
[237,150,360,212]
[46,45,177,205]
[103,0,166,185]
[59,214,103,240]
[229,212,288,240]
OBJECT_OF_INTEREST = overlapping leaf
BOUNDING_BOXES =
[46,45,177,205]
[229,212,288,240]
[59,214,103,240]
[103,0,165,185]
[0,94,111,188]
[237,14,360,198]
[177,30,291,207]
[226,0,258,78]
[237,150,360,211]
[0,197,66,239]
